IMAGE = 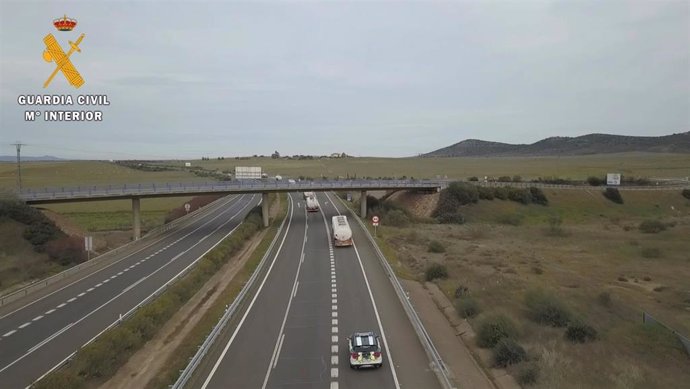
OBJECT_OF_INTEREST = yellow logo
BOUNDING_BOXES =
[42,15,85,88]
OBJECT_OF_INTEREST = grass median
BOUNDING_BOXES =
[30,196,282,389]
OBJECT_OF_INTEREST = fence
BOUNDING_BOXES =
[642,312,690,356]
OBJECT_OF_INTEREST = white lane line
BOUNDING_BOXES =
[331,344,338,353]
[273,333,285,369]
[56,303,66,308]
[332,319,338,325]
[332,311,338,318]
[3,330,17,337]
[102,279,110,283]
[332,305,337,311]
[260,195,309,389]
[331,368,338,378]
[26,322,74,354]
[18,322,31,329]
[32,315,44,321]
[324,191,401,389]
[292,281,299,298]
[78,292,86,297]
[331,288,337,293]
[332,293,337,299]
[123,268,129,272]
[201,195,296,389]
[110,275,117,279]
[331,355,338,365]
[330,382,339,389]
[331,335,338,343]
[95,283,102,287]
[87,288,94,292]
[117,271,123,276]
[331,326,338,334]
[332,299,337,304]
[67,297,76,303]
[45,309,55,315]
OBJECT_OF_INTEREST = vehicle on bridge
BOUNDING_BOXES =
[348,332,383,369]
[332,215,353,246]
[306,196,320,212]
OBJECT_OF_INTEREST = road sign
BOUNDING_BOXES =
[185,203,191,213]
[372,216,379,226]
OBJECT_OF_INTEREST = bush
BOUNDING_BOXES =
[447,182,479,205]
[498,176,512,182]
[455,298,480,318]
[525,289,572,327]
[597,291,612,307]
[436,212,465,224]
[468,176,479,181]
[454,284,469,298]
[477,186,495,200]
[603,188,623,204]
[638,219,666,233]
[428,240,446,253]
[493,338,527,367]
[385,209,410,227]
[682,189,690,200]
[425,263,448,281]
[476,314,518,348]
[529,187,548,205]
[565,322,598,343]
[493,187,508,200]
[586,176,604,186]
[516,363,540,386]
[507,187,533,204]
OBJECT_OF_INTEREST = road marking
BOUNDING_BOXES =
[3,330,17,337]
[110,275,117,279]
[56,303,66,308]
[67,297,76,303]
[332,326,338,333]
[324,191,401,389]
[332,319,338,325]
[331,288,337,293]
[332,335,338,343]
[292,281,299,298]
[331,345,338,353]
[87,288,94,292]
[332,293,337,299]
[331,355,338,364]
[123,268,129,272]
[331,367,338,378]
[18,322,31,329]
[32,315,44,321]
[117,271,123,276]
[103,279,110,283]
[330,382,339,389]
[332,283,337,288]
[260,195,308,389]
[78,292,85,297]
[45,309,55,315]
[332,305,337,310]
[201,195,296,389]
[95,283,102,287]
[273,333,285,369]
[332,311,337,318]
[26,322,74,355]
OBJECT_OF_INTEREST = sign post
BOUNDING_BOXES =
[372,215,380,237]
[84,235,93,260]
[185,203,191,214]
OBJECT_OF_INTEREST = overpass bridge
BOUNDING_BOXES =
[16,179,444,239]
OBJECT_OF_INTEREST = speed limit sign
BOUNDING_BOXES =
[372,216,379,226]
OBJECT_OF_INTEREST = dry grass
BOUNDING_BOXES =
[380,190,690,388]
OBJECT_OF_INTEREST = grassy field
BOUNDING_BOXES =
[372,189,690,389]
[163,153,690,181]
[0,160,203,190]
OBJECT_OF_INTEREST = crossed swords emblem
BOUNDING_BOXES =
[42,33,85,88]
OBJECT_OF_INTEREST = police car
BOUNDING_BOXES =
[347,331,383,369]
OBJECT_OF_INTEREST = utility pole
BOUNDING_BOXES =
[11,142,25,191]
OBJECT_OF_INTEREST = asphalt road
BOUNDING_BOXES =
[195,192,441,389]
[0,194,259,389]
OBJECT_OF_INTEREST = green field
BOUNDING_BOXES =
[166,153,690,181]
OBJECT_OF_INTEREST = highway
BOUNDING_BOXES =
[193,192,442,389]
[0,194,259,389]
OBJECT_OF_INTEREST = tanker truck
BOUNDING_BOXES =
[331,215,353,247]
[306,196,320,212]
[303,191,315,199]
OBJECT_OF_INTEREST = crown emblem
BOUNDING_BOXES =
[53,15,77,31]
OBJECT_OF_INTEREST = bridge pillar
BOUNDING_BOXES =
[262,192,269,227]
[360,190,367,218]
[132,197,141,240]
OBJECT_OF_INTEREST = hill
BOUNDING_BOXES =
[424,132,690,157]
[0,155,64,162]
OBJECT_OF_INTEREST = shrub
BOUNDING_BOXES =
[507,187,533,204]
[525,289,572,327]
[476,314,518,348]
[638,220,666,233]
[425,263,448,281]
[586,176,604,186]
[512,175,522,183]
[498,176,512,182]
[454,285,469,298]
[477,186,495,200]
[597,291,612,307]
[493,187,508,200]
[447,182,479,205]
[493,338,527,367]
[437,212,465,224]
[565,322,598,343]
[433,189,461,217]
[385,209,410,227]
[455,298,480,318]
[682,189,690,200]
[603,188,623,204]
[516,363,540,386]
[468,176,479,181]
[529,187,548,205]
[427,240,446,253]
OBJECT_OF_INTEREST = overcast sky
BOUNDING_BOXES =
[0,0,688,159]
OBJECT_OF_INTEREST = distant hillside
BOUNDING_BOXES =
[0,155,64,162]
[424,132,690,157]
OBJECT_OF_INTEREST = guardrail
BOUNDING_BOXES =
[171,196,291,389]
[334,194,456,389]
[28,195,256,387]
[0,195,225,308]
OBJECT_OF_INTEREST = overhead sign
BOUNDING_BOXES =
[607,173,621,186]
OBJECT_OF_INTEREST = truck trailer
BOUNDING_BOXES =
[332,215,353,247]
[306,196,320,212]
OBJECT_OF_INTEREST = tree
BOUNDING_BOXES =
[271,151,280,159]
